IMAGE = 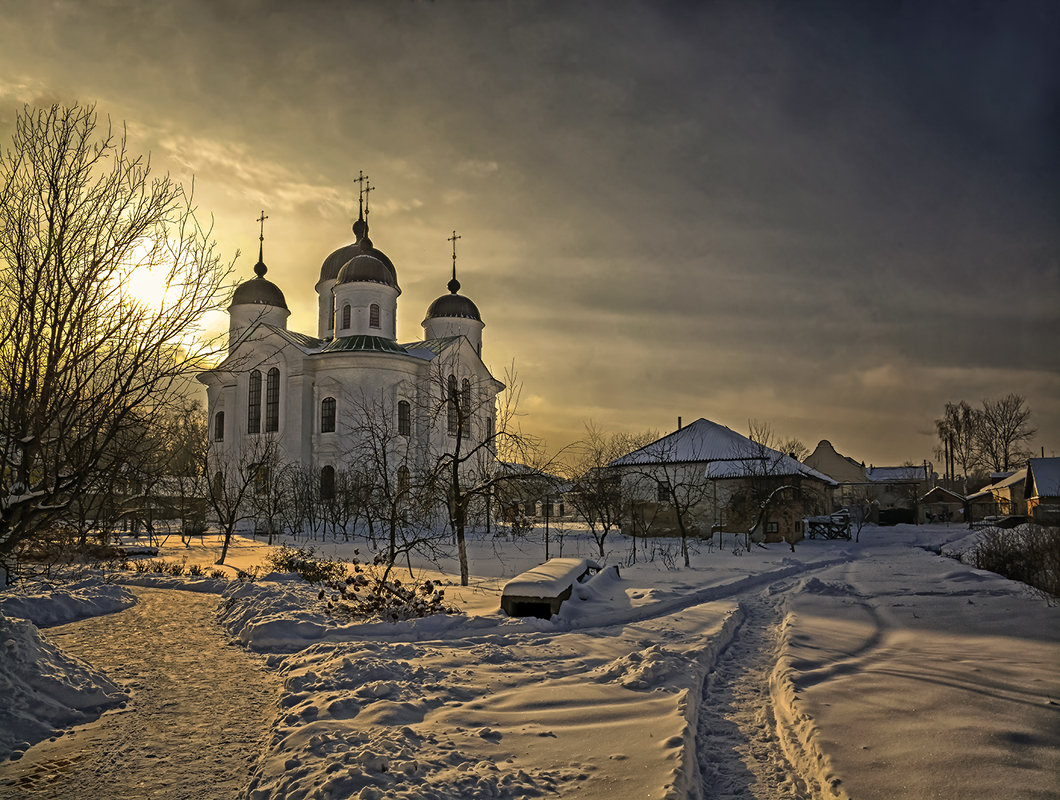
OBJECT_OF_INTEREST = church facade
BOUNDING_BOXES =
[198,203,502,502]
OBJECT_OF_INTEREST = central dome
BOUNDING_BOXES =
[337,251,400,290]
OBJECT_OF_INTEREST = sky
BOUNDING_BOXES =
[0,0,1057,466]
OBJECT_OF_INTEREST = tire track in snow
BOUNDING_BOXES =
[0,587,280,800]
[695,589,818,800]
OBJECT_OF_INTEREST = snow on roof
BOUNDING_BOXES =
[866,465,928,483]
[1027,458,1060,498]
[608,418,836,484]
[978,468,1028,494]
[921,486,965,503]
[502,558,600,598]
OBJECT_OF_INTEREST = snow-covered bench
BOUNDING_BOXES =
[500,557,601,619]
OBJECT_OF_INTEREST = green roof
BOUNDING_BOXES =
[400,336,462,356]
[319,335,409,354]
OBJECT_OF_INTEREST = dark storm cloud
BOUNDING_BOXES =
[0,0,1057,462]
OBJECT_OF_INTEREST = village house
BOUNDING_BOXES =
[966,469,1027,523]
[1024,457,1060,524]
[608,418,835,544]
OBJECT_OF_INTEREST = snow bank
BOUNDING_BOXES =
[107,572,229,594]
[0,580,136,627]
[0,614,127,761]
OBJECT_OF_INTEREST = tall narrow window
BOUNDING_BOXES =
[461,378,471,413]
[321,397,336,432]
[248,370,261,434]
[486,416,494,443]
[320,465,336,501]
[342,304,351,329]
[329,301,335,330]
[369,303,380,328]
[397,466,410,496]
[213,411,225,441]
[398,400,411,436]
[447,374,458,435]
[657,481,669,502]
[266,368,280,432]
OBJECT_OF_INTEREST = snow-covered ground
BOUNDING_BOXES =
[1,523,1056,799]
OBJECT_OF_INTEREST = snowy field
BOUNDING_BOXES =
[1,523,1057,799]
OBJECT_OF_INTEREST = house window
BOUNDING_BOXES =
[342,304,351,329]
[266,368,280,432]
[657,481,668,502]
[447,374,458,435]
[320,465,336,501]
[369,303,380,328]
[247,370,261,434]
[767,521,779,534]
[213,411,224,442]
[397,466,410,495]
[398,400,411,436]
[321,397,336,433]
[461,378,471,413]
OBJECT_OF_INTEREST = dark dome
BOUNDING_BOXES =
[337,253,400,289]
[231,276,288,310]
[425,292,481,322]
[320,242,397,284]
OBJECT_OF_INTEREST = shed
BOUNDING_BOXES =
[500,558,600,618]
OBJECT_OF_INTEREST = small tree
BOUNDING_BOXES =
[0,104,230,574]
[205,436,276,565]
[564,422,656,558]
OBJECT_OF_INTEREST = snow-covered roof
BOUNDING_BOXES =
[608,418,836,484]
[978,468,1028,494]
[1026,458,1060,499]
[866,465,928,483]
[501,558,600,598]
[921,486,965,503]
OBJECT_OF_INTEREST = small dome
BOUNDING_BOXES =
[337,252,400,289]
[425,292,481,321]
[231,275,288,309]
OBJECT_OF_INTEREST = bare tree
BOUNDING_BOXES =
[935,400,982,485]
[564,422,656,558]
[976,393,1035,473]
[206,435,276,565]
[0,104,230,574]
[422,360,543,586]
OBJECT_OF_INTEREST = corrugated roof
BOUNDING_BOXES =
[1027,457,1060,498]
[866,466,928,482]
[266,327,324,352]
[400,336,463,356]
[608,418,836,484]
[319,335,409,354]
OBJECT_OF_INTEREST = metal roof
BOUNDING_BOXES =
[319,335,409,354]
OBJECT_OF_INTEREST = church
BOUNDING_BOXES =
[198,186,503,502]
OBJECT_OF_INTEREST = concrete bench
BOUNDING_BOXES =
[500,557,601,619]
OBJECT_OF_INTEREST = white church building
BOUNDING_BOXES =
[198,199,503,500]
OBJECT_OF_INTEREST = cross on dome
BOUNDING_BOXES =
[254,210,269,277]
[447,230,462,293]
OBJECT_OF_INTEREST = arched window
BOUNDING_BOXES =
[397,466,410,496]
[398,400,411,436]
[247,370,261,434]
[341,304,351,329]
[461,378,471,413]
[369,303,380,328]
[657,481,669,502]
[214,411,225,442]
[266,368,280,432]
[212,471,223,497]
[321,397,336,433]
[320,465,336,501]
[447,374,458,435]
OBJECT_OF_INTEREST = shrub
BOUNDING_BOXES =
[264,545,350,585]
[974,525,1060,600]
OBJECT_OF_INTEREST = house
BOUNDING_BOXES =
[1024,458,1060,524]
[198,191,503,521]
[805,440,931,524]
[608,418,836,543]
[965,469,1027,522]
[920,486,965,524]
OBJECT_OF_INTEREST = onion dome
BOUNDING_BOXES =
[425,274,481,321]
[319,215,397,284]
[337,249,400,289]
[231,249,288,309]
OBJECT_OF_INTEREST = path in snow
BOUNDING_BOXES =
[0,587,280,800]
[695,587,817,800]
